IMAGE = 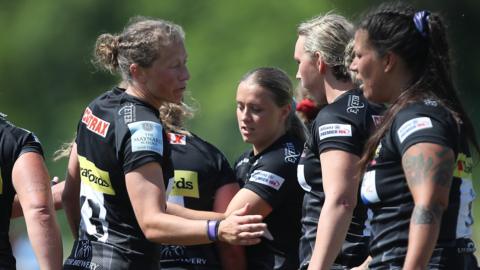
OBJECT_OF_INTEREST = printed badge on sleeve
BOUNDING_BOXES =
[318,123,352,140]
[127,121,164,155]
[397,117,432,143]
[249,170,285,190]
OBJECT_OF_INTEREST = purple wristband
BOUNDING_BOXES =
[207,220,219,241]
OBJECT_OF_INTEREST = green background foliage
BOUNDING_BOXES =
[2,0,479,262]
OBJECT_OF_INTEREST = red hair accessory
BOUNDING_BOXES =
[296,98,320,121]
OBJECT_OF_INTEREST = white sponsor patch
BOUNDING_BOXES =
[318,123,352,140]
[397,117,432,143]
[128,121,164,154]
[360,170,380,204]
[249,170,285,190]
[81,107,110,138]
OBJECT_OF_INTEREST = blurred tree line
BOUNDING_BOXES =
[1,0,479,260]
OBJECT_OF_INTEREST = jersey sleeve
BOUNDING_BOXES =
[242,152,297,208]
[313,105,366,156]
[116,105,166,173]
[10,126,44,159]
[392,102,458,156]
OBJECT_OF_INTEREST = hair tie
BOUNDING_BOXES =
[296,98,320,121]
[413,10,431,38]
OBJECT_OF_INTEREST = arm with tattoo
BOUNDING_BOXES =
[402,143,454,269]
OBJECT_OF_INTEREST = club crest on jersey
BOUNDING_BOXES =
[318,123,352,140]
[118,103,136,124]
[346,95,365,114]
[249,170,285,190]
[397,117,432,143]
[128,121,164,155]
[168,133,187,145]
[78,155,115,195]
[82,107,110,138]
[168,170,199,198]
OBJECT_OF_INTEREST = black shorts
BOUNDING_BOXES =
[63,240,159,270]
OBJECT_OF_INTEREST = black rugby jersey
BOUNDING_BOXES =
[64,87,173,270]
[234,133,304,270]
[0,113,43,269]
[361,99,477,269]
[297,89,384,268]
[159,132,236,270]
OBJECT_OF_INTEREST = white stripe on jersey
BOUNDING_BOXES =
[296,164,311,192]
[80,181,109,242]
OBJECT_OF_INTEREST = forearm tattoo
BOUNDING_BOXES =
[402,145,454,187]
[412,204,443,224]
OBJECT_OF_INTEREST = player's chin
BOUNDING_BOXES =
[240,133,253,144]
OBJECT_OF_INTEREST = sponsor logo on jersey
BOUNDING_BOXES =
[74,240,92,259]
[65,242,100,270]
[457,239,476,254]
[424,99,438,107]
[169,170,199,198]
[168,132,187,145]
[397,117,433,143]
[81,107,110,138]
[346,95,365,114]
[128,121,164,155]
[78,155,115,195]
[318,123,352,140]
[235,157,250,169]
[371,115,383,127]
[249,170,285,190]
[159,245,186,258]
[284,142,300,163]
[118,103,136,124]
[453,153,473,179]
[159,245,209,265]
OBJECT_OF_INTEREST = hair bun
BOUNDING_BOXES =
[94,33,120,73]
